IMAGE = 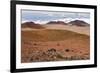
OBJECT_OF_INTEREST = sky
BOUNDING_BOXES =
[21,10,90,24]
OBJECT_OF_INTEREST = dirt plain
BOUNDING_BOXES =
[21,24,90,63]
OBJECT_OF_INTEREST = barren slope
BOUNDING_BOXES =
[21,29,90,63]
[44,24,90,35]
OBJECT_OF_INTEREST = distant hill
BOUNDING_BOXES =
[21,22,44,29]
[21,20,89,29]
[46,21,67,25]
[68,20,90,26]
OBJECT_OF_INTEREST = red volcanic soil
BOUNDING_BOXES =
[21,29,90,63]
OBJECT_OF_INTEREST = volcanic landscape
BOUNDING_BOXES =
[21,20,90,63]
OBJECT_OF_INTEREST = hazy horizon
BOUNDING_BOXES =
[21,10,90,24]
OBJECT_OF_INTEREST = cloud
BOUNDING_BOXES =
[21,10,90,23]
